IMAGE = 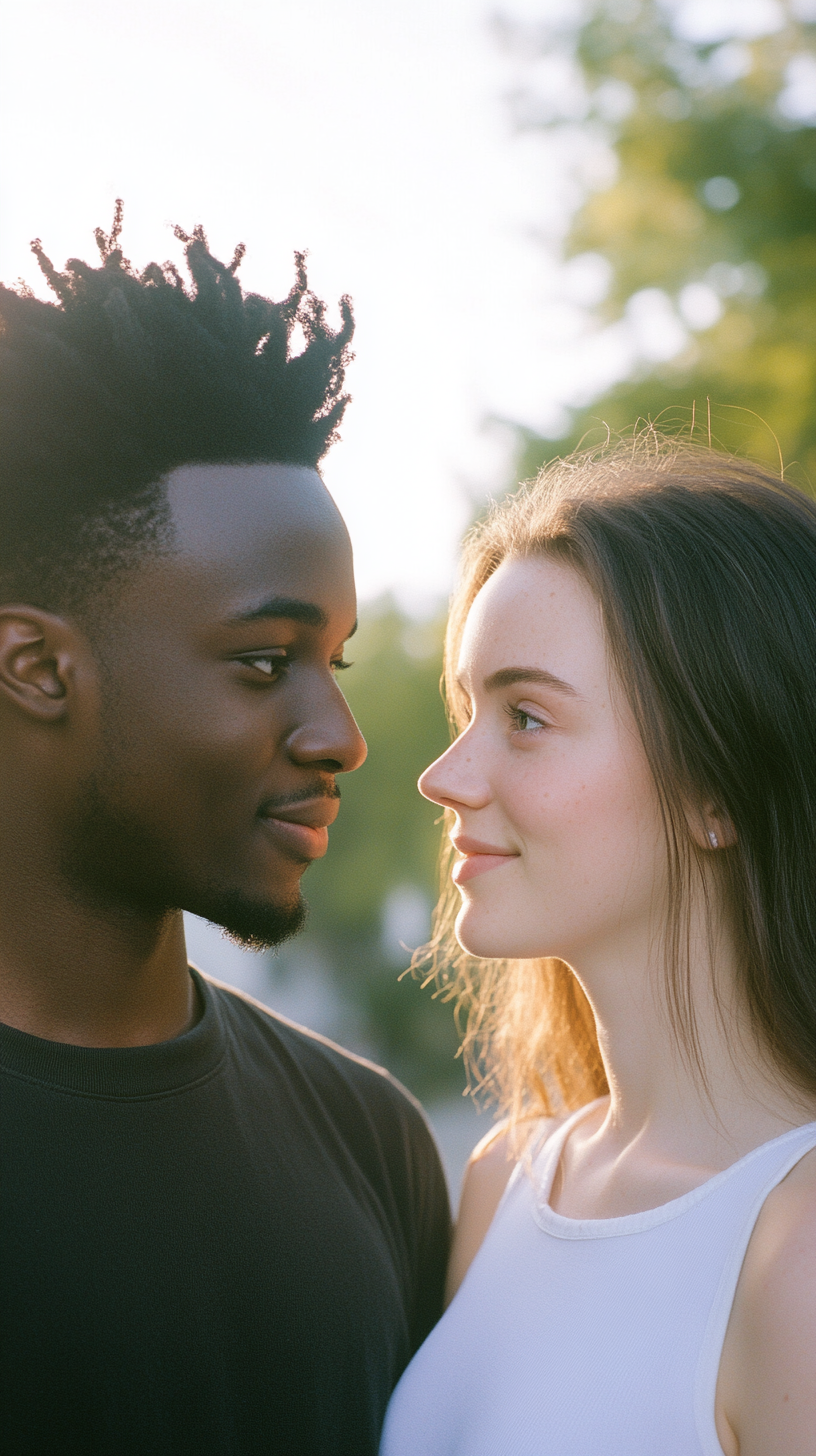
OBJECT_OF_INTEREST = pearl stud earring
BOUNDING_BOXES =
[707,829,719,849]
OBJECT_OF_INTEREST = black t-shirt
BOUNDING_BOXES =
[0,970,450,1455]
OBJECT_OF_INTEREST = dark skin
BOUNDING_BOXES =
[0,464,366,1048]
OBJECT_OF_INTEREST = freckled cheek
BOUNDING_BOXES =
[503,756,643,856]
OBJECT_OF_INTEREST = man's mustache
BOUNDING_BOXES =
[259,782,341,816]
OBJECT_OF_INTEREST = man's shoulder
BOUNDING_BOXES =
[203,972,434,1141]
[205,972,452,1347]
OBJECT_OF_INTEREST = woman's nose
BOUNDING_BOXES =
[418,732,489,810]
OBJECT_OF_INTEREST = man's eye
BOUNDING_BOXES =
[237,652,287,678]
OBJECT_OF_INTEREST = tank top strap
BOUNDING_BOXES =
[495,1099,607,1219]
[694,1118,816,1455]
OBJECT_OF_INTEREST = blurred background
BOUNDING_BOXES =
[3,0,813,1194]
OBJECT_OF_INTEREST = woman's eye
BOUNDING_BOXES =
[507,705,547,733]
[331,658,352,673]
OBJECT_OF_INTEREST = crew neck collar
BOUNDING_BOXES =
[530,1100,816,1241]
[0,969,226,1100]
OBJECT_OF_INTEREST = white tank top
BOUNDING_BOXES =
[380,1102,816,1456]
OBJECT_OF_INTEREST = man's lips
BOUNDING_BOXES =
[451,835,519,885]
[258,796,339,862]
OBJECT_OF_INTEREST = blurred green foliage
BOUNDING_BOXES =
[513,0,816,482]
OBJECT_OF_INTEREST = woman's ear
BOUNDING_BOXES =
[690,800,737,852]
[0,608,78,721]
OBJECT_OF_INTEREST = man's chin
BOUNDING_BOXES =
[190,889,308,953]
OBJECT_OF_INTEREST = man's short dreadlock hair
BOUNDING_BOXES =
[0,202,354,614]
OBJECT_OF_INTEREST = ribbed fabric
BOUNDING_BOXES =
[380,1102,816,1456]
[0,968,225,1097]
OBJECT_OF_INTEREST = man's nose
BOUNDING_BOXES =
[285,674,367,775]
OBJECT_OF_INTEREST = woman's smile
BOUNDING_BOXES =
[451,835,520,884]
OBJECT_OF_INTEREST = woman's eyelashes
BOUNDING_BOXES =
[505,702,550,735]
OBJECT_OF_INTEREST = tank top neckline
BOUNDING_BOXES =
[528,1099,816,1241]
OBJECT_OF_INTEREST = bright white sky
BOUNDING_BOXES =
[0,0,798,606]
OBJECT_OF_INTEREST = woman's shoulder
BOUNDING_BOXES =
[445,1114,565,1305]
[717,1141,816,1455]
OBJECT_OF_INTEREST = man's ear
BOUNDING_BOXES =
[0,607,81,721]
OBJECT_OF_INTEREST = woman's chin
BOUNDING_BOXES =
[455,907,518,960]
[455,905,556,962]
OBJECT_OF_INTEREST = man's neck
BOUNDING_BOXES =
[0,887,197,1047]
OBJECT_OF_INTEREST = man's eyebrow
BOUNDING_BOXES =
[482,666,580,696]
[227,596,328,629]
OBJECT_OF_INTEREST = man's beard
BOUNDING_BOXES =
[61,777,308,952]
[194,886,307,952]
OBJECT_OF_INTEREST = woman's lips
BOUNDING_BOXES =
[451,843,519,885]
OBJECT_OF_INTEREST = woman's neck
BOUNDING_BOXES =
[552,915,816,1219]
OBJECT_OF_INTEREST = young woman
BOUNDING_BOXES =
[380,441,816,1456]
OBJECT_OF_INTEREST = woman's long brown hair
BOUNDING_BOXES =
[416,436,816,1126]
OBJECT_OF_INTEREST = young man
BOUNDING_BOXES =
[0,211,450,1455]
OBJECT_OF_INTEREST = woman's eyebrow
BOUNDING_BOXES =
[483,666,580,697]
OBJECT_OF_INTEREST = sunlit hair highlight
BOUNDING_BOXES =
[416,435,816,1126]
